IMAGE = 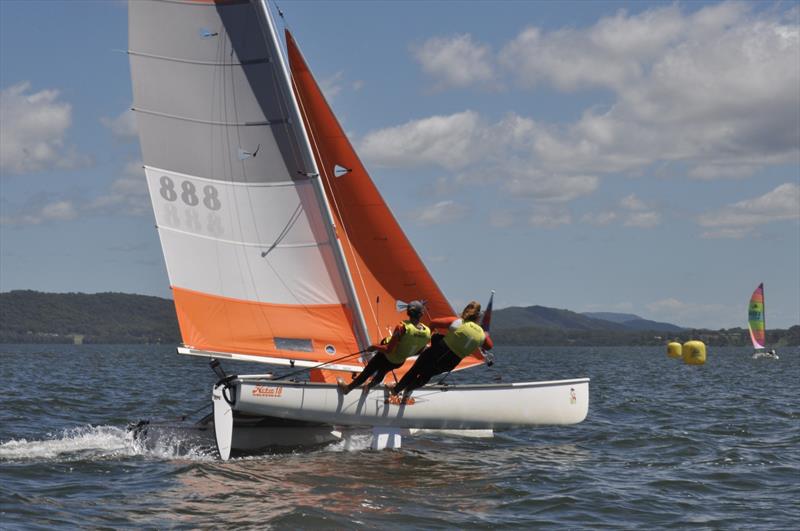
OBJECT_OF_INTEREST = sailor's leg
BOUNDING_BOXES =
[342,355,382,393]
[391,363,418,395]
[367,359,403,391]
[401,347,449,394]
[392,345,440,395]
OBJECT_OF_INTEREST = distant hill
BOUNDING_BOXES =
[582,312,685,332]
[1,291,796,346]
[581,312,641,324]
[492,305,628,331]
[0,290,180,344]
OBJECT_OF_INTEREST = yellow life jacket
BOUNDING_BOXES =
[385,321,431,364]
[443,319,486,358]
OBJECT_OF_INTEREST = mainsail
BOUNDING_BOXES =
[129,0,365,364]
[748,283,766,350]
[129,0,483,378]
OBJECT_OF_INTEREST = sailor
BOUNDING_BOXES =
[390,300,493,401]
[338,300,431,395]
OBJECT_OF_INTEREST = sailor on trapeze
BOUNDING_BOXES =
[338,300,430,395]
[390,301,493,402]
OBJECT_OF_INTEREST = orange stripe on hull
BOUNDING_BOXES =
[172,287,361,363]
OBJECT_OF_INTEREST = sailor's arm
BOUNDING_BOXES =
[428,316,457,332]
[368,325,404,353]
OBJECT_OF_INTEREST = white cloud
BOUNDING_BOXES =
[100,108,137,140]
[413,34,496,90]
[319,71,344,99]
[697,182,800,238]
[360,111,484,170]
[525,3,798,175]
[405,3,798,180]
[360,2,796,234]
[87,161,149,216]
[582,211,618,227]
[318,72,365,100]
[620,193,647,211]
[0,82,91,175]
[624,211,661,228]
[528,205,571,228]
[1,161,148,226]
[505,172,599,203]
[582,193,662,228]
[0,197,78,226]
[411,199,467,226]
[360,111,598,205]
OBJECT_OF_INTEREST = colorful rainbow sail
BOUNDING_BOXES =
[748,283,766,350]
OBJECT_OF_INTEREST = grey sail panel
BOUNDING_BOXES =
[129,0,307,184]
[129,0,264,64]
[135,113,290,184]
[129,55,278,128]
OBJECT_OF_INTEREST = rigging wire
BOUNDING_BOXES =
[270,348,371,381]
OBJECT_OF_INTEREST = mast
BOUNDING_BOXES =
[254,0,371,351]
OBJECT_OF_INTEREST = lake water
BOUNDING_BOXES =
[1,344,798,529]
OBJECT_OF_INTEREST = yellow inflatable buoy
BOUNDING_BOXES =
[682,340,706,365]
[667,342,682,359]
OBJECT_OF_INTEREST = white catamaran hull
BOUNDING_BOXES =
[227,377,589,430]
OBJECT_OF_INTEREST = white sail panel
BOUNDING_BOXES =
[156,231,343,306]
[145,167,332,254]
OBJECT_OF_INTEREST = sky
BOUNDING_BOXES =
[1,0,798,330]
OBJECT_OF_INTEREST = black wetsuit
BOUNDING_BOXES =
[347,352,402,390]
[392,334,460,395]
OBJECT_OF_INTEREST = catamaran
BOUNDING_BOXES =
[749,283,779,360]
[129,0,589,459]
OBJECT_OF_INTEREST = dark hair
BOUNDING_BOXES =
[461,301,481,322]
[406,300,424,319]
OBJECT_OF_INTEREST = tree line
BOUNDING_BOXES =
[1,290,797,346]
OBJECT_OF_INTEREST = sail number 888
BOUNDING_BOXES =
[159,176,221,211]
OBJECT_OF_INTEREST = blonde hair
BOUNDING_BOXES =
[461,301,481,322]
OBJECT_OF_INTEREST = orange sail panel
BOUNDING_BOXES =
[286,30,484,377]
[173,287,360,361]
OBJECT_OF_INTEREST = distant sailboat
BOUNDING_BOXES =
[129,0,588,459]
[749,283,778,359]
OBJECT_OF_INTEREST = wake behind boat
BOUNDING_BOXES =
[128,0,589,459]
